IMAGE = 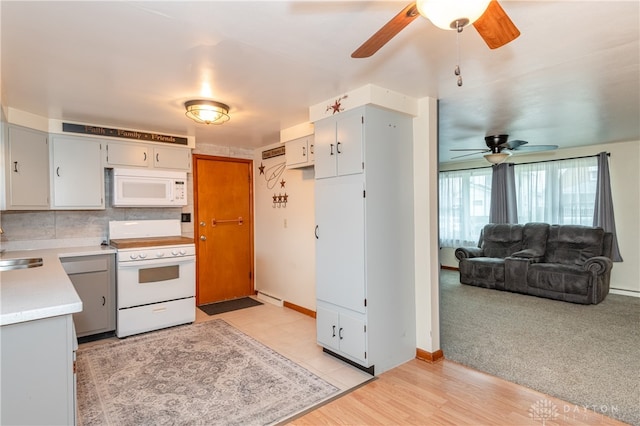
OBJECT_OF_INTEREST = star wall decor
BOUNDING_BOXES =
[258,162,265,175]
[280,179,286,188]
[326,95,348,115]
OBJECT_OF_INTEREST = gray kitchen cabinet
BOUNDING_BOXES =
[1,124,50,210]
[285,136,314,169]
[153,145,191,171]
[61,254,116,337]
[0,314,77,425]
[50,135,105,209]
[104,140,150,167]
[314,104,416,375]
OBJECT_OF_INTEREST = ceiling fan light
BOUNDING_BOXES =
[416,0,491,30]
[484,151,511,164]
[184,100,230,125]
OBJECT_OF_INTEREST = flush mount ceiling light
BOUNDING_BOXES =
[415,0,491,30]
[184,100,230,125]
[484,151,511,165]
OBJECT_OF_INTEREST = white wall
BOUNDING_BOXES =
[439,140,640,296]
[252,143,317,310]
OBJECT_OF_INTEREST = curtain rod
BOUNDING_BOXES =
[440,152,610,173]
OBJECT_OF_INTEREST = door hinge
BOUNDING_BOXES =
[362,161,364,170]
[361,116,364,124]
[249,271,252,279]
[364,325,367,333]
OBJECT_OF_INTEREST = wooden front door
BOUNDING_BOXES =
[193,155,253,305]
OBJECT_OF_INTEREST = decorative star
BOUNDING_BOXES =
[280,179,286,188]
[259,162,265,175]
[272,194,278,203]
[277,194,283,202]
[326,95,348,115]
[283,193,288,203]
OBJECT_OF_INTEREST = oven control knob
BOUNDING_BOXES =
[129,254,138,260]
[171,250,179,256]
[139,253,147,259]
[179,249,187,256]
[156,252,165,258]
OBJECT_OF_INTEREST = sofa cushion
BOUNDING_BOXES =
[481,224,524,258]
[521,222,550,257]
[527,263,591,296]
[544,225,605,266]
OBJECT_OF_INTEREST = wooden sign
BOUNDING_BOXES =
[262,146,285,159]
[62,123,188,145]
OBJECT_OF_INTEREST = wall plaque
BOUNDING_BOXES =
[62,123,188,145]
[262,146,285,159]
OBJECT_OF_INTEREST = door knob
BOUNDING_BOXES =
[200,235,207,241]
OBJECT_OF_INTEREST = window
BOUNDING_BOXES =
[438,156,598,248]
[439,167,492,247]
[514,157,597,225]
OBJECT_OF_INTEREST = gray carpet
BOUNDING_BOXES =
[76,319,339,425]
[440,269,640,426]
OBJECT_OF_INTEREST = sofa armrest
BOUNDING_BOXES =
[455,247,484,261]
[583,256,613,275]
[510,249,544,263]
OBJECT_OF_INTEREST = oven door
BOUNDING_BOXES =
[117,256,195,309]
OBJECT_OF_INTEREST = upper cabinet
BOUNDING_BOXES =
[313,109,363,179]
[104,141,149,168]
[104,140,191,171]
[153,145,192,171]
[50,136,104,209]
[285,136,314,169]
[2,125,50,210]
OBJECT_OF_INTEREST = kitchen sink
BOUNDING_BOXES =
[0,257,44,271]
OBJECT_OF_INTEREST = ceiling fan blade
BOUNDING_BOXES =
[511,144,559,152]
[351,2,419,58]
[451,150,488,160]
[472,0,520,49]
[500,139,528,150]
[450,148,489,152]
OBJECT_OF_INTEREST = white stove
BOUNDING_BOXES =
[109,220,195,338]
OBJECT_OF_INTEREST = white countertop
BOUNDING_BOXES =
[0,246,116,326]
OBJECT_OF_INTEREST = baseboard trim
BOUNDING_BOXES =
[440,265,459,271]
[416,348,444,363]
[283,301,316,318]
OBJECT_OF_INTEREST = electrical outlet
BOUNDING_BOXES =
[181,213,191,223]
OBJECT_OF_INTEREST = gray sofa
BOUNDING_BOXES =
[455,223,613,304]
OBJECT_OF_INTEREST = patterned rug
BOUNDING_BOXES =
[76,319,339,425]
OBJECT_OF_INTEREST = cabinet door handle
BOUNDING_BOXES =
[302,146,306,157]
[310,144,314,155]
[143,152,147,161]
[315,225,319,239]
[56,167,61,177]
[336,141,342,154]
[339,327,344,340]
[332,325,336,337]
[156,153,159,163]
[102,296,106,306]
[13,161,18,173]
[330,143,334,155]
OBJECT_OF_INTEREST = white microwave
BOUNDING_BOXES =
[112,168,187,207]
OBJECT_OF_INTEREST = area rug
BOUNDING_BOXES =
[199,297,263,316]
[76,319,339,425]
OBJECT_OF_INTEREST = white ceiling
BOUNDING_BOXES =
[2,1,639,163]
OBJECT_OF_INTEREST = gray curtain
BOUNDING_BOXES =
[489,163,518,224]
[593,152,623,261]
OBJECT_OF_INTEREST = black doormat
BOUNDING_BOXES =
[198,297,263,316]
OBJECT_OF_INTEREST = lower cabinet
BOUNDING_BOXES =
[0,314,77,425]
[61,254,116,337]
[316,304,367,366]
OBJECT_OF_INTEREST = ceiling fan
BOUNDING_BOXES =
[351,0,520,59]
[451,135,559,164]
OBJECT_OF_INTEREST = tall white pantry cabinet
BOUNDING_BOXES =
[313,104,416,375]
